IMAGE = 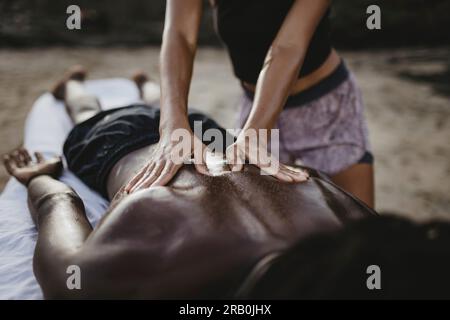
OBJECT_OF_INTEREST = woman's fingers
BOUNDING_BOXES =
[134,162,165,191]
[288,168,309,182]
[151,162,180,187]
[225,139,309,183]
[125,163,152,193]
[194,162,210,175]
[226,144,245,172]
[277,164,309,183]
[191,137,211,176]
[130,162,161,192]
[193,145,210,176]
[280,169,304,183]
[284,164,309,179]
[129,162,157,193]
[260,163,293,182]
[230,158,245,172]
[248,149,308,183]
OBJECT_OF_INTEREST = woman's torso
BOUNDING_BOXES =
[213,0,338,94]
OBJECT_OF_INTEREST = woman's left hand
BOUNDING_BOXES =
[225,132,309,183]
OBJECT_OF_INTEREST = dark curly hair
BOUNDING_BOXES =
[245,215,450,299]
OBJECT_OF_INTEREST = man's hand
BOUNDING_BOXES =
[3,148,63,186]
[124,131,209,193]
[226,132,309,183]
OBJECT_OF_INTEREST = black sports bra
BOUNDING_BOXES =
[214,0,332,84]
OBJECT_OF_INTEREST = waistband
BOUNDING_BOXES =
[243,60,349,108]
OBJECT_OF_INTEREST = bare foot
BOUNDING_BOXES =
[132,71,149,99]
[51,65,88,100]
[132,71,160,104]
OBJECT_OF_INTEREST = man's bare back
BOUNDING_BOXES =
[71,152,372,298]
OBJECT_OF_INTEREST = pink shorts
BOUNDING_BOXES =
[237,72,372,176]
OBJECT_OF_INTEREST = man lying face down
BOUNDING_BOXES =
[3,67,378,299]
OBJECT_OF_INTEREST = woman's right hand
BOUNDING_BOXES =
[124,129,209,194]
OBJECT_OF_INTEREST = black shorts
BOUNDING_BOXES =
[63,104,231,198]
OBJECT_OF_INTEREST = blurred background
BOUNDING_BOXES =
[0,0,449,220]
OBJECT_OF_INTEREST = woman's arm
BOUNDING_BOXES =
[160,0,203,133]
[243,0,331,131]
[125,0,208,193]
[226,0,330,182]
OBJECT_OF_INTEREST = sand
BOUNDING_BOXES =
[0,47,448,221]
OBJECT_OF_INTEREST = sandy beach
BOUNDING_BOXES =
[0,47,448,221]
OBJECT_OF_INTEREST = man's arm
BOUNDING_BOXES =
[27,175,92,243]
[3,149,92,298]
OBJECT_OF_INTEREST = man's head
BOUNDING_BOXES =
[245,215,450,299]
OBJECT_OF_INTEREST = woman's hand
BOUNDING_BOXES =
[124,130,209,193]
[3,148,63,186]
[226,131,309,183]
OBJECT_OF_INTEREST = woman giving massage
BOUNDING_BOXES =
[2,67,375,299]
[142,0,375,208]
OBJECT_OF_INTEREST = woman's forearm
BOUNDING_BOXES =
[159,0,203,136]
[242,0,331,133]
[160,31,196,134]
[242,46,306,132]
[124,1,204,192]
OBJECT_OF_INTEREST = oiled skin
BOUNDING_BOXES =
[57,145,373,299]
